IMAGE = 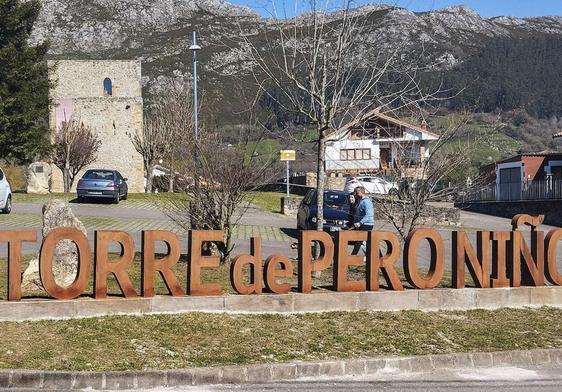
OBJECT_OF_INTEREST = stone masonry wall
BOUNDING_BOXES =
[48,60,145,193]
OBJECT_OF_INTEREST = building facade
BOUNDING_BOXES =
[48,60,145,193]
[324,108,438,178]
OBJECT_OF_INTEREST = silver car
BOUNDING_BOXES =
[0,167,12,214]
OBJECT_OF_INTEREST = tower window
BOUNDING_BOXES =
[103,78,113,96]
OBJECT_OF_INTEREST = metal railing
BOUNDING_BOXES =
[462,178,562,202]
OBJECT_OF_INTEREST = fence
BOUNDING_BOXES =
[462,178,562,202]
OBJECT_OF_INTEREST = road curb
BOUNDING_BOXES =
[1,348,560,389]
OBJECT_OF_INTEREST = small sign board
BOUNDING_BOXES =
[280,150,296,161]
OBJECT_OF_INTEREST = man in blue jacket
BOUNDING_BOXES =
[351,186,374,255]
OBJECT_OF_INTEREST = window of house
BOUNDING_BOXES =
[103,78,113,96]
[340,148,371,161]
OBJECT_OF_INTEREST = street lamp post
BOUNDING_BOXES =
[189,31,201,142]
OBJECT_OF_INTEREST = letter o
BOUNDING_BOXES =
[404,228,445,289]
[39,227,91,300]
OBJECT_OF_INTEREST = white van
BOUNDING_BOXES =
[0,168,12,214]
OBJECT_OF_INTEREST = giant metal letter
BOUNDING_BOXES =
[40,227,91,300]
[545,229,562,285]
[452,231,490,288]
[141,230,184,297]
[404,228,445,289]
[0,230,37,301]
[94,230,137,299]
[334,230,367,292]
[367,231,403,291]
[230,237,263,295]
[264,254,293,294]
[298,231,334,293]
[188,230,223,296]
[491,231,510,288]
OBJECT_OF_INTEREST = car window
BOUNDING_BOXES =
[0,169,4,181]
[83,170,114,180]
[323,191,348,207]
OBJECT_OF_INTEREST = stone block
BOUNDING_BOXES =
[293,292,359,312]
[471,352,493,367]
[0,372,10,387]
[135,371,167,389]
[296,362,321,378]
[104,371,135,389]
[358,290,418,311]
[408,356,435,372]
[454,352,474,368]
[384,357,412,372]
[439,289,477,310]
[150,296,225,313]
[191,367,221,385]
[166,370,193,387]
[42,371,73,389]
[0,300,75,322]
[509,350,533,367]
[73,298,151,318]
[417,290,443,311]
[10,371,42,389]
[72,372,104,389]
[344,359,366,376]
[529,349,552,366]
[220,366,246,383]
[224,294,293,313]
[491,351,513,367]
[365,358,386,374]
[318,361,345,377]
[271,364,297,381]
[475,288,531,310]
[246,365,272,382]
[548,349,562,364]
[530,287,562,307]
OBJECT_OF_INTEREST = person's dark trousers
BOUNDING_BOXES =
[351,224,373,255]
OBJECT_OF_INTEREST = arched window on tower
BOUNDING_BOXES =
[103,78,113,96]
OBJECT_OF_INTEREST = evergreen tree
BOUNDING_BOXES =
[0,0,51,163]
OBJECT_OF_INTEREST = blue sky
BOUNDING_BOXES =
[227,1,562,18]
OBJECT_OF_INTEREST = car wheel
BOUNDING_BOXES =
[113,192,120,204]
[77,196,84,203]
[2,195,11,214]
[122,191,128,201]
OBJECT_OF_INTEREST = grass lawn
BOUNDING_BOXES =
[246,192,301,214]
[0,308,560,371]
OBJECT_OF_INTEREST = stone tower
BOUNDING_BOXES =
[48,60,145,193]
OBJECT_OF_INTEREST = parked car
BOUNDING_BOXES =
[76,169,128,204]
[297,189,351,233]
[0,167,12,214]
[344,175,398,195]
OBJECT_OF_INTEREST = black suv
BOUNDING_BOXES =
[297,189,351,233]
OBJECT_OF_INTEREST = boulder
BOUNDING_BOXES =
[21,200,87,292]
[26,162,52,194]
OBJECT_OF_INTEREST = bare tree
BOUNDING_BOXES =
[169,128,278,263]
[51,118,101,192]
[235,0,438,232]
[130,82,192,192]
[376,113,494,240]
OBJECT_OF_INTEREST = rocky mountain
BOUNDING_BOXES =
[30,1,562,121]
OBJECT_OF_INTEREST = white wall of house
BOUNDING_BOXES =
[325,139,379,171]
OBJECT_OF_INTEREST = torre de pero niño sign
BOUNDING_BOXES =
[0,214,561,302]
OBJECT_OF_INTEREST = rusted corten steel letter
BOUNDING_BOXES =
[94,231,137,299]
[264,254,293,294]
[452,231,490,288]
[404,228,445,289]
[40,227,91,300]
[141,230,184,297]
[0,230,37,301]
[545,229,562,285]
[367,231,403,291]
[298,230,334,293]
[230,237,263,295]
[511,230,544,287]
[491,231,511,288]
[188,230,223,296]
[334,230,367,292]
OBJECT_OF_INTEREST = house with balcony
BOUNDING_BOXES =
[323,108,439,179]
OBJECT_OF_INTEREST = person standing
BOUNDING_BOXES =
[351,186,374,255]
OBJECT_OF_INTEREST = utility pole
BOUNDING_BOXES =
[189,31,201,142]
